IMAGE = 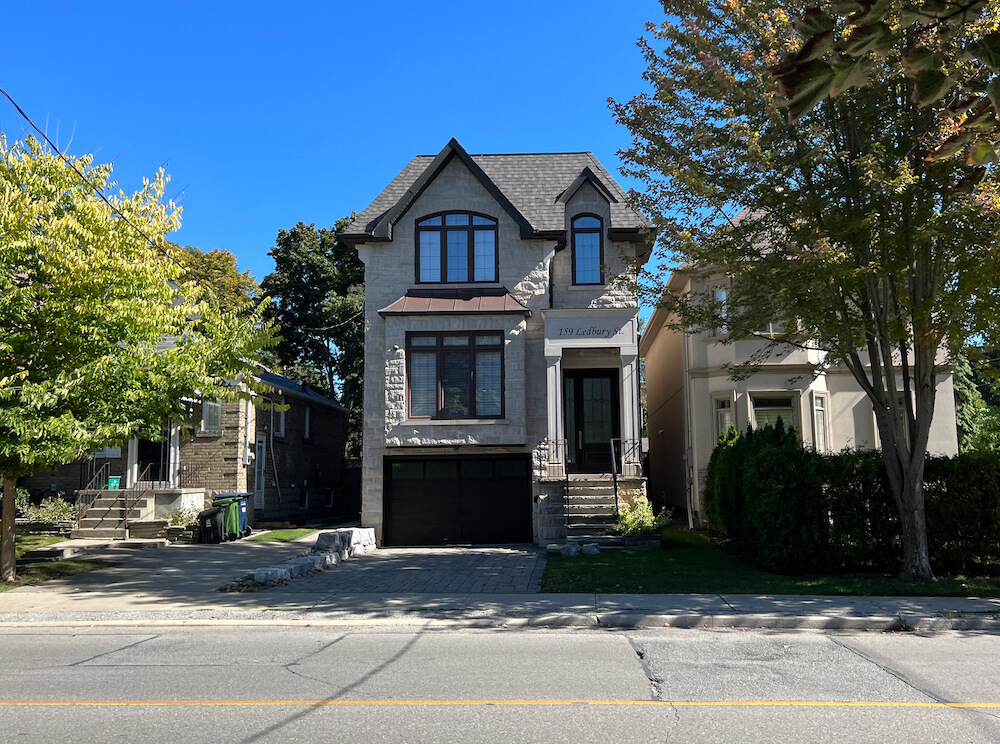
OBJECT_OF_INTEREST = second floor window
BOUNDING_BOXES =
[572,215,604,285]
[416,212,498,283]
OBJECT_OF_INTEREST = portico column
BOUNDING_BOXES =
[126,439,138,488]
[545,353,563,456]
[621,352,639,445]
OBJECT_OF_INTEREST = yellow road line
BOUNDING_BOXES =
[0,700,999,709]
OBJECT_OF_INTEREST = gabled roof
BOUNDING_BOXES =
[344,139,653,243]
[256,370,348,412]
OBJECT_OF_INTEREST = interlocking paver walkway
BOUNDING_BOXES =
[292,545,546,594]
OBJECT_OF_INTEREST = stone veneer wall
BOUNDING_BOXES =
[358,158,641,545]
[178,400,249,495]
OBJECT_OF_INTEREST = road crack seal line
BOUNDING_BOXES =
[627,637,665,702]
[717,594,736,612]
[69,634,158,666]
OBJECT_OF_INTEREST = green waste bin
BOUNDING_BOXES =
[212,497,242,541]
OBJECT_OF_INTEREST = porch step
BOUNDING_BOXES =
[89,497,148,510]
[78,517,126,529]
[71,526,127,539]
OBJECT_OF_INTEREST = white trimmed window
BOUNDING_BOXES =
[93,446,122,458]
[202,401,222,432]
[713,396,734,441]
[712,286,728,335]
[751,394,796,431]
[274,406,286,438]
[812,393,829,453]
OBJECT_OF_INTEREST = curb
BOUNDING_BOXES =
[1,612,999,631]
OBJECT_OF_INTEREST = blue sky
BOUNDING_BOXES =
[2,0,662,292]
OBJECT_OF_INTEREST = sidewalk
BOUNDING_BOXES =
[3,537,1000,631]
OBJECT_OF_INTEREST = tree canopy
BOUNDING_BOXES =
[0,135,275,580]
[612,0,1000,578]
[173,243,260,314]
[260,218,364,455]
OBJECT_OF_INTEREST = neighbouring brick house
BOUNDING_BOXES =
[20,370,351,533]
[343,138,655,546]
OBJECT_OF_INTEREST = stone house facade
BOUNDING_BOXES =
[21,371,350,526]
[641,268,960,527]
[344,139,654,546]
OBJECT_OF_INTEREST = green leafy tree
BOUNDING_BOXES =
[955,348,1000,450]
[260,219,364,455]
[173,243,260,314]
[0,136,276,581]
[612,0,1000,579]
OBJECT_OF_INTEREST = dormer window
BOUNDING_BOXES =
[416,212,498,283]
[572,215,604,285]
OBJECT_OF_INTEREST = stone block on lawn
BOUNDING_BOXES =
[312,532,344,553]
[320,552,341,568]
[253,567,290,584]
[546,544,561,557]
[582,543,600,555]
[560,542,581,557]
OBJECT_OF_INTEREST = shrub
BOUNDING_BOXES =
[24,496,76,523]
[167,506,199,526]
[611,495,672,535]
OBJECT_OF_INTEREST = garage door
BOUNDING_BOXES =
[384,455,532,546]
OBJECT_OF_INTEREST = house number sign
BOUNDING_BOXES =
[546,318,632,344]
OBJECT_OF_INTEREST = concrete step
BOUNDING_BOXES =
[71,527,126,539]
[19,546,83,563]
[79,517,125,528]
[566,488,616,498]
[89,497,148,509]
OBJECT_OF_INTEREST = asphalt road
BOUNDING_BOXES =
[2,625,999,743]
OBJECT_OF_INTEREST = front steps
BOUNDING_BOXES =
[564,476,618,540]
[71,492,152,539]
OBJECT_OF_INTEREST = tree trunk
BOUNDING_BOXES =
[1,473,17,582]
[895,468,934,580]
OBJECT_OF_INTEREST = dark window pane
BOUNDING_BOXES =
[495,459,527,478]
[426,460,459,479]
[419,232,441,282]
[410,336,437,347]
[475,351,502,417]
[445,213,470,225]
[409,352,437,416]
[582,376,613,444]
[574,232,602,284]
[443,335,469,346]
[462,460,493,478]
[475,334,502,346]
[417,216,442,226]
[446,231,469,282]
[573,216,601,229]
[391,461,424,479]
[472,215,497,225]
[473,230,496,281]
[441,352,471,417]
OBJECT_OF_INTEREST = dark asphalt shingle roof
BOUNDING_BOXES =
[346,143,652,240]
[257,370,348,412]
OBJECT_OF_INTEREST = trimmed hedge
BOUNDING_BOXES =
[704,424,1000,576]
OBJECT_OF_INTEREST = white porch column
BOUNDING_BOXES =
[545,354,563,446]
[621,351,639,441]
[126,439,138,488]
[168,424,181,488]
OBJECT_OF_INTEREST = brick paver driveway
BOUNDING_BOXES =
[292,545,546,594]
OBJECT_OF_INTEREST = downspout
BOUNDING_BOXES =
[255,393,283,505]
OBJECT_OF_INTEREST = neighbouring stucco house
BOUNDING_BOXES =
[641,267,960,527]
[20,370,351,535]
[343,138,655,546]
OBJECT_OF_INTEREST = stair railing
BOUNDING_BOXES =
[608,438,642,515]
[122,463,154,532]
[76,462,110,527]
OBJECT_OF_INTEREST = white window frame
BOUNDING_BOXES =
[93,445,122,459]
[273,405,286,438]
[711,285,728,336]
[749,392,799,433]
[202,400,222,432]
[712,393,736,442]
[811,392,830,453]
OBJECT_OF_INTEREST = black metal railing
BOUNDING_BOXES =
[122,464,154,530]
[609,438,643,514]
[76,462,111,527]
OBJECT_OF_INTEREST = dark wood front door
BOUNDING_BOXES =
[564,369,620,474]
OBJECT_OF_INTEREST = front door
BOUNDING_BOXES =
[564,369,620,474]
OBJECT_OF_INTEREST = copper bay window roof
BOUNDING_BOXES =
[377,288,531,316]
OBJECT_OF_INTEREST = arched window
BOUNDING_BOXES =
[415,212,498,283]
[572,215,603,285]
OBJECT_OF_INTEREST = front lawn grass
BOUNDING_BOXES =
[245,528,317,543]
[540,526,1000,596]
[1,533,111,593]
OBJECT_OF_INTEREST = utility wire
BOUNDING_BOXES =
[0,85,185,270]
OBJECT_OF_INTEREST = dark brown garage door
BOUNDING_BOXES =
[384,455,532,546]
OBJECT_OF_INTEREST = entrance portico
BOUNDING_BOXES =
[542,308,641,477]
